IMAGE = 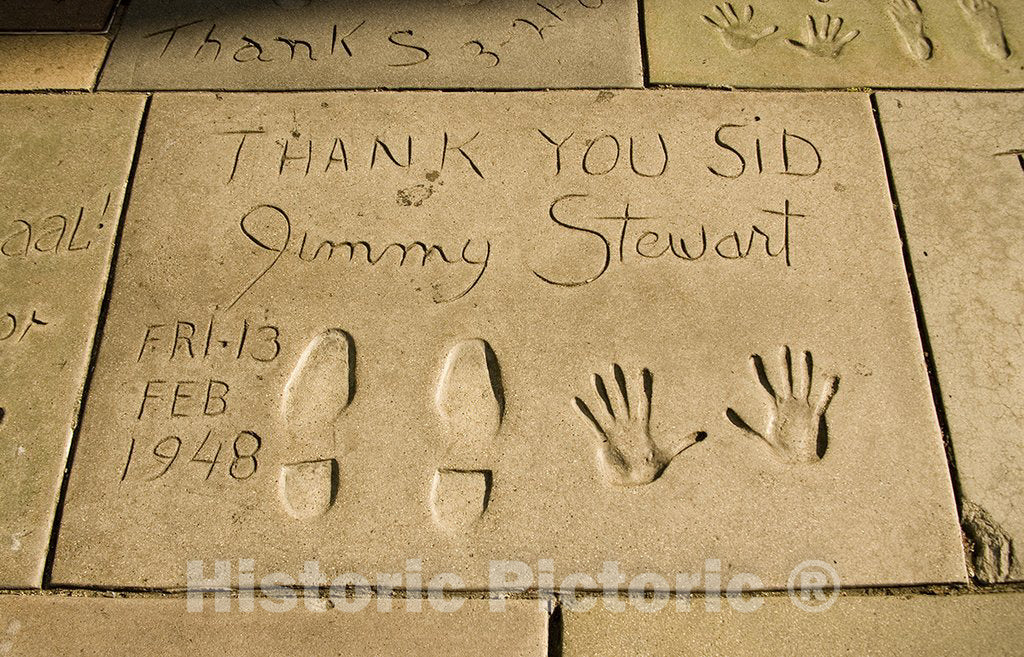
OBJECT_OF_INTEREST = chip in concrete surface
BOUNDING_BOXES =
[52,90,965,591]
[0,0,116,32]
[0,594,547,656]
[876,91,1024,583]
[561,592,1024,657]
[0,35,109,90]
[645,0,1024,88]
[98,0,642,90]
[0,93,146,587]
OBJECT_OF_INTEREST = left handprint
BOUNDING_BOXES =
[573,364,705,487]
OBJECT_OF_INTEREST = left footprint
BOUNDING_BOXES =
[279,328,355,519]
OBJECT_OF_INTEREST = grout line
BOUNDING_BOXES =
[646,84,1024,93]
[93,0,130,90]
[547,599,563,657]
[0,86,1023,96]
[868,91,971,569]
[635,0,651,88]
[93,34,117,93]
[99,0,122,35]
[39,93,154,589]
[4,577,1023,600]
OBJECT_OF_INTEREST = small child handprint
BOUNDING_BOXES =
[702,3,778,51]
[726,346,839,464]
[573,364,705,487]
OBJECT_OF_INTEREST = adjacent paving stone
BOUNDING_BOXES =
[876,92,1024,583]
[97,0,642,90]
[0,35,109,90]
[0,0,116,32]
[0,595,546,656]
[52,90,966,590]
[561,592,1024,657]
[645,0,1024,88]
[0,94,146,587]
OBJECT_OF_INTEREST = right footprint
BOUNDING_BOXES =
[726,346,839,464]
[958,0,1011,60]
[278,328,355,520]
[886,0,933,61]
[430,338,503,532]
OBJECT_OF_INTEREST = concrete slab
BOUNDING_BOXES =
[97,0,642,90]
[645,0,1024,88]
[562,592,1024,657]
[0,0,116,33]
[0,595,546,656]
[52,90,965,591]
[0,93,146,587]
[876,90,1024,583]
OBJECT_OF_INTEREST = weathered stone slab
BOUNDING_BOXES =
[876,92,1024,583]
[562,592,1024,657]
[0,35,108,90]
[645,0,1024,88]
[52,90,965,590]
[0,0,116,32]
[0,94,146,587]
[97,0,642,90]
[0,595,546,656]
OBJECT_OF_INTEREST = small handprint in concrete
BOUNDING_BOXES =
[702,3,778,51]
[573,364,705,487]
[887,0,933,61]
[727,346,839,464]
[787,14,860,58]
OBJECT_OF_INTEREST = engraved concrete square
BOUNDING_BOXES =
[0,595,546,656]
[52,90,966,590]
[561,592,1024,657]
[97,0,643,90]
[645,0,1024,88]
[0,93,146,587]
[876,91,1024,583]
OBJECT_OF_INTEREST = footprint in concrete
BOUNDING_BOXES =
[961,499,1018,583]
[430,339,503,532]
[429,468,492,532]
[958,0,1011,60]
[278,329,355,520]
[887,0,933,61]
[726,346,839,464]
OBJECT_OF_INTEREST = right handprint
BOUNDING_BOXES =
[702,3,778,52]
[786,14,859,59]
[726,346,839,464]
